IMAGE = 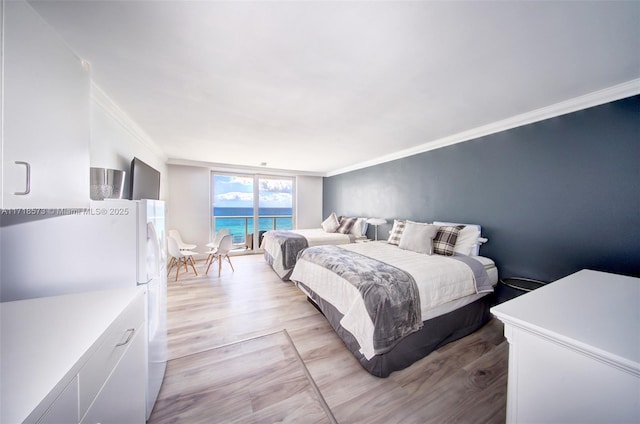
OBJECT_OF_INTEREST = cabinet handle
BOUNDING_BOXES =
[14,161,31,195]
[116,328,135,347]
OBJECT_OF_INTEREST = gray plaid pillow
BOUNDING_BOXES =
[433,225,465,256]
[387,219,406,245]
[336,216,357,234]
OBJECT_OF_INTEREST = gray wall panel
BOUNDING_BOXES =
[323,96,640,282]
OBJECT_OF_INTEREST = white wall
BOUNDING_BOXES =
[166,165,324,256]
[166,164,211,259]
[296,176,323,228]
[90,83,168,200]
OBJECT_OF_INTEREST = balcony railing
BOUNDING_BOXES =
[213,214,293,247]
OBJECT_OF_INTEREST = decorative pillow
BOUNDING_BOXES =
[349,217,368,237]
[387,219,406,245]
[433,225,465,256]
[433,221,482,255]
[321,212,340,233]
[336,216,357,234]
[398,221,439,254]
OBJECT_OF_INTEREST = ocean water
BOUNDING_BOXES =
[213,207,292,243]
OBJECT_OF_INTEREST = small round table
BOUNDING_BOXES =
[499,277,548,293]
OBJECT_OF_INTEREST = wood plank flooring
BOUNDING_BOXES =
[149,330,336,423]
[155,253,508,423]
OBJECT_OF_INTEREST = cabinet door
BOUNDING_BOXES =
[2,0,90,209]
[80,327,146,424]
[37,376,79,424]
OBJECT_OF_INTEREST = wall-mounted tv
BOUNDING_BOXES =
[129,157,160,200]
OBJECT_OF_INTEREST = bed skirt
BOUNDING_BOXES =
[304,286,494,378]
[263,250,293,280]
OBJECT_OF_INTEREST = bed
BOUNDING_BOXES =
[261,213,368,280]
[289,220,497,377]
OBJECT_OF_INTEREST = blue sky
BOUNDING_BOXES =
[213,175,293,208]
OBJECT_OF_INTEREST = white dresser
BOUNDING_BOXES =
[0,287,146,424]
[491,269,639,423]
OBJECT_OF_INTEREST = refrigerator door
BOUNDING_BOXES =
[138,200,168,419]
[146,277,167,419]
[137,199,167,285]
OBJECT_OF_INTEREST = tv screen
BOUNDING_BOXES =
[129,157,160,200]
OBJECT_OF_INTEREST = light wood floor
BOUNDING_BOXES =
[159,253,508,423]
[149,330,336,423]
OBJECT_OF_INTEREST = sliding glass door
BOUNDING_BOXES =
[212,173,294,252]
[257,177,294,248]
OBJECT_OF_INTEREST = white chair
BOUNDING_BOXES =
[206,228,229,250]
[205,234,235,277]
[168,229,197,251]
[167,236,198,281]
[204,228,229,265]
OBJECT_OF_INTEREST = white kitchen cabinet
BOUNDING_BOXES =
[78,288,146,423]
[0,287,147,424]
[80,325,146,424]
[491,270,640,423]
[1,0,90,209]
[38,377,79,424]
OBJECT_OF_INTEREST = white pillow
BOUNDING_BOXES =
[398,221,439,254]
[321,212,340,233]
[349,217,368,237]
[433,221,482,255]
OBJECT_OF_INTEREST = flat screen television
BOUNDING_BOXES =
[129,157,160,200]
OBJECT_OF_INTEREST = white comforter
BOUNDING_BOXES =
[290,241,486,359]
[262,228,355,279]
[288,228,354,246]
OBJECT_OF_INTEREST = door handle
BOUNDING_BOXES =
[14,161,31,195]
[116,328,135,347]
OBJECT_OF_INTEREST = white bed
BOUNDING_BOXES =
[289,220,497,377]
[261,214,368,280]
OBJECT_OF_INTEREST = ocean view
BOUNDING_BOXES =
[213,207,293,244]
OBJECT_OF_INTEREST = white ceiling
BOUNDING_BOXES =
[28,1,640,175]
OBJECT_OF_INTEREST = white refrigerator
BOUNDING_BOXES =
[0,199,168,420]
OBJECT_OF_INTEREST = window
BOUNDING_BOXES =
[212,173,294,252]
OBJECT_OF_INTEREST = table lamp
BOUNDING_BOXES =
[366,218,387,241]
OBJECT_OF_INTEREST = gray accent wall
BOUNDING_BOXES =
[323,95,640,282]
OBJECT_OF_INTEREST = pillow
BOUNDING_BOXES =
[433,225,465,256]
[336,216,357,234]
[433,221,482,255]
[321,212,340,233]
[387,219,406,245]
[349,217,368,237]
[398,221,439,254]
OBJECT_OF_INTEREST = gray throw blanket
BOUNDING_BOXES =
[451,254,494,293]
[268,231,309,269]
[297,245,422,353]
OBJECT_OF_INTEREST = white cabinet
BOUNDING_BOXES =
[1,0,90,209]
[0,287,147,424]
[78,290,146,424]
[80,326,146,424]
[491,270,640,423]
[38,377,79,424]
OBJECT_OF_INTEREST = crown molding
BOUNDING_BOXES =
[167,158,325,178]
[90,81,167,160]
[326,79,640,177]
